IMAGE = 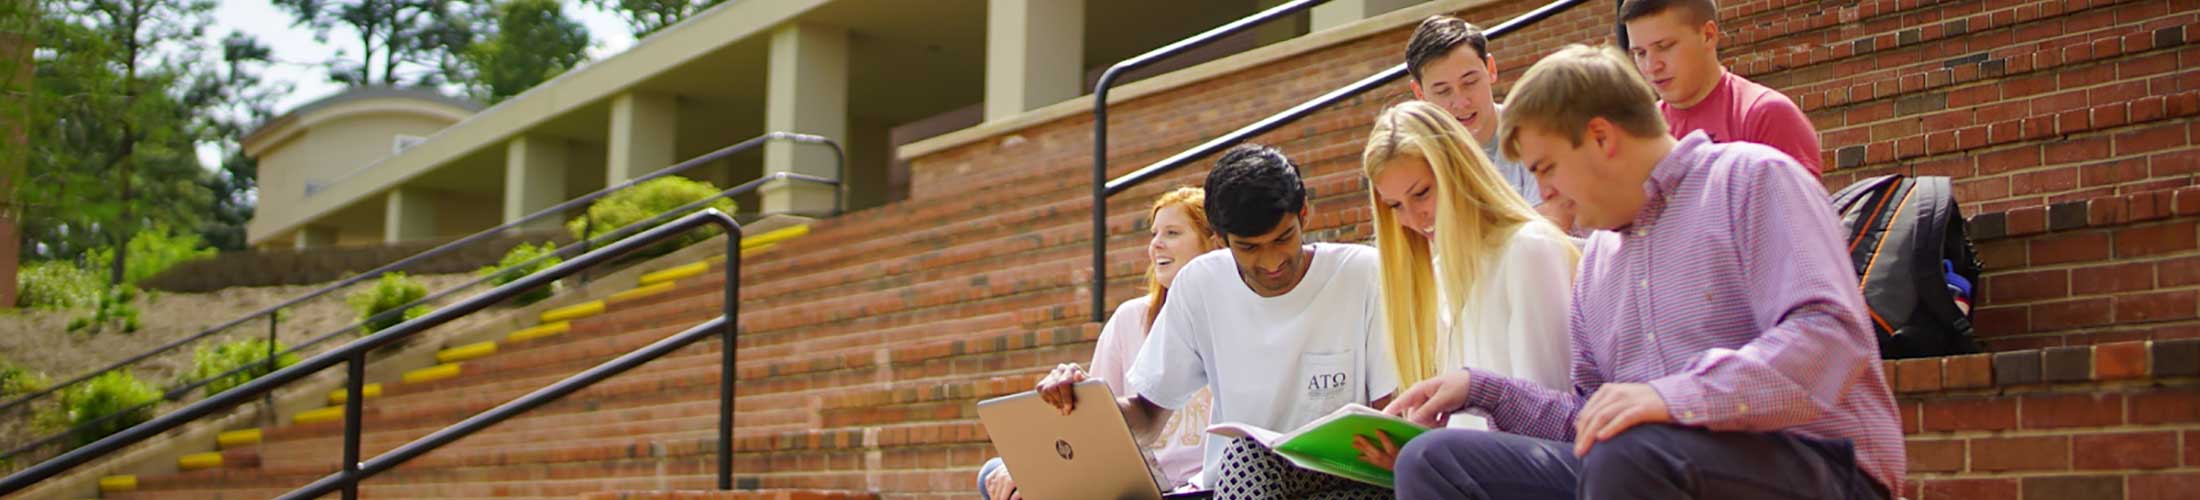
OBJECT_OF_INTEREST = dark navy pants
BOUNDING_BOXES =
[1392,424,1889,500]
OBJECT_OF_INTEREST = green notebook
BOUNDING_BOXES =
[1205,404,1431,488]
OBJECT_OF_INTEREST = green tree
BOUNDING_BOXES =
[579,0,723,38]
[191,33,283,250]
[19,0,219,283]
[270,0,472,86]
[459,0,589,104]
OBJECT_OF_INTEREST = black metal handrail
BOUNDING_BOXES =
[0,169,835,466]
[0,132,839,445]
[0,131,831,418]
[1090,0,1331,322]
[1089,0,1592,320]
[0,208,745,498]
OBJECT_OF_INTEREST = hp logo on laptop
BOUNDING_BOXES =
[1055,439,1074,460]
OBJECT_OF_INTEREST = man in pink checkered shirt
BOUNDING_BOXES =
[1378,45,1904,500]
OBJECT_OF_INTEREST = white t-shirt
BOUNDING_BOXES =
[1435,222,1576,429]
[1127,243,1399,480]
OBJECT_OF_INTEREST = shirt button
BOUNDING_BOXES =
[1633,228,1647,237]
[1737,403,1749,415]
[1684,410,1697,420]
[1638,279,1649,288]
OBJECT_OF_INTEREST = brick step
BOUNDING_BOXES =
[257,323,1095,451]
[742,136,1375,286]
[740,212,1143,311]
[1723,0,1966,65]
[1881,339,2200,500]
[1962,197,2200,350]
[252,414,725,468]
[1732,0,2151,88]
[578,491,880,500]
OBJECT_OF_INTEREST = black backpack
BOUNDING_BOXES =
[1829,175,1983,359]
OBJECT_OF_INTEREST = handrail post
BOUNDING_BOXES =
[1089,0,1329,323]
[718,221,741,490]
[1090,82,1111,323]
[342,352,366,500]
[265,315,279,425]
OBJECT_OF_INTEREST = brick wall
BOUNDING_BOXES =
[1886,340,2199,500]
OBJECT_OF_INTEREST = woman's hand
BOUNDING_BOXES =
[1034,363,1092,415]
[983,466,1021,500]
[1351,430,1404,472]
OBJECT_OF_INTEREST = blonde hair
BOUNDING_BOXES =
[1363,100,1578,388]
[1498,44,1669,162]
[1145,187,1219,328]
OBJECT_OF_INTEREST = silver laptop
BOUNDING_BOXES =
[977,381,1195,500]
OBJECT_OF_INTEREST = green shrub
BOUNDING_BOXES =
[70,285,142,335]
[85,224,216,284]
[346,272,430,335]
[181,338,299,398]
[0,360,48,398]
[16,260,101,309]
[566,176,737,256]
[479,241,562,306]
[69,284,141,337]
[58,371,160,447]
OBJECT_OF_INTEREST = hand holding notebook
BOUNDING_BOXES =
[1205,404,1431,488]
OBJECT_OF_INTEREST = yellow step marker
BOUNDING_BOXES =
[608,282,675,304]
[505,321,570,343]
[741,224,810,249]
[293,406,344,425]
[740,243,777,258]
[216,429,261,448]
[326,383,383,405]
[98,475,137,492]
[435,341,498,363]
[638,261,709,286]
[402,363,462,385]
[177,451,223,470]
[540,301,604,323]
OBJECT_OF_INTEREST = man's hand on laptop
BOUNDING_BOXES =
[1035,363,1092,415]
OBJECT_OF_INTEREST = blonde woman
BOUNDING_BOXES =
[1361,100,1578,436]
[981,187,1219,499]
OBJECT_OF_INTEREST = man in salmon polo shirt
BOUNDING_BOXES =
[1623,0,1825,175]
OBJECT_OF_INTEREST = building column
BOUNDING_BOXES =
[763,22,848,215]
[607,91,678,185]
[1311,0,1417,32]
[506,134,570,231]
[985,0,1084,121]
[295,225,341,249]
[384,187,437,243]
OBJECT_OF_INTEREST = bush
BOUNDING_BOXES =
[181,338,299,398]
[85,224,216,284]
[69,285,142,335]
[16,261,101,309]
[0,360,48,399]
[347,272,432,335]
[566,176,737,256]
[479,241,562,306]
[58,371,160,447]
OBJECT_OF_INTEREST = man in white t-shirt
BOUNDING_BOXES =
[1036,144,1397,498]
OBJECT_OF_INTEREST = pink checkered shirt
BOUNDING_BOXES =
[1462,131,1906,493]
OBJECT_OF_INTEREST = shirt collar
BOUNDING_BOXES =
[1632,130,1716,230]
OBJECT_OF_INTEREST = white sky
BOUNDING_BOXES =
[197,0,639,166]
